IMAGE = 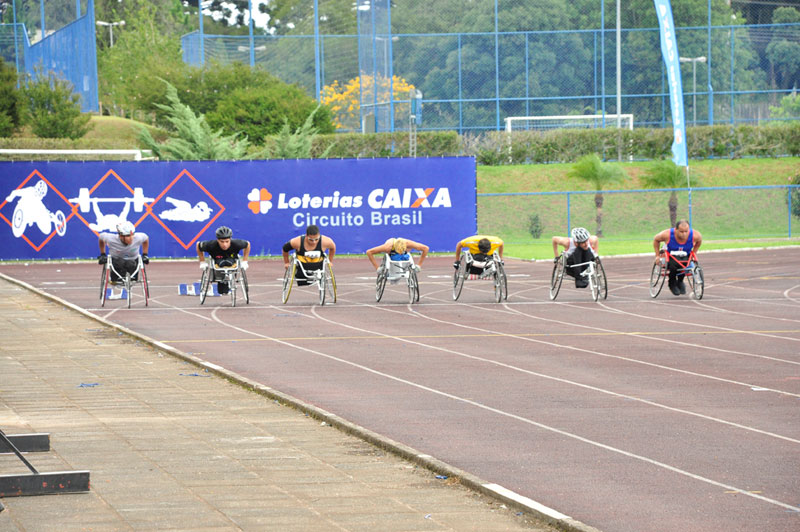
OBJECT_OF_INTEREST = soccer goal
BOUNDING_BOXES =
[504,114,634,133]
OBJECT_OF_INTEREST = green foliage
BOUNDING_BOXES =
[642,160,692,189]
[256,106,334,159]
[789,172,800,219]
[206,84,334,145]
[96,1,187,117]
[0,56,23,136]
[527,214,543,239]
[22,70,92,139]
[568,154,626,190]
[769,92,800,120]
[137,80,249,160]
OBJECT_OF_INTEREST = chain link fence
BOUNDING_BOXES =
[183,1,800,134]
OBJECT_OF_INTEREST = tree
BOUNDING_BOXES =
[261,105,335,159]
[138,80,249,160]
[22,69,92,139]
[642,160,695,227]
[0,56,23,136]
[567,154,626,237]
[769,91,800,119]
[320,74,417,130]
[206,84,334,144]
[765,7,800,91]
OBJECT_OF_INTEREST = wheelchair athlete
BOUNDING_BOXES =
[282,224,336,285]
[552,227,599,288]
[653,220,703,296]
[454,235,503,277]
[98,221,149,282]
[196,226,250,295]
[366,237,428,274]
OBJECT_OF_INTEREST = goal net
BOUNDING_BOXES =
[504,114,634,133]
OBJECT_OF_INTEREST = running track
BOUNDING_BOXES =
[2,247,799,532]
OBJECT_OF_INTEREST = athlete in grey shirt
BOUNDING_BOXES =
[99,221,149,282]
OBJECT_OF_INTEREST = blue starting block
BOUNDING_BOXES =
[105,287,127,300]
[178,282,219,296]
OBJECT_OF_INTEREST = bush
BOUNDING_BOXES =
[528,214,543,239]
[206,84,334,145]
[789,172,800,220]
[0,57,23,136]
[22,70,92,139]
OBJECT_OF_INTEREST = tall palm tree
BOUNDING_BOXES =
[642,160,692,227]
[567,154,626,237]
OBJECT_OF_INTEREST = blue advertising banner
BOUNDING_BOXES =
[653,0,688,167]
[0,157,476,260]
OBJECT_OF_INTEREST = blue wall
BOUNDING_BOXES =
[0,157,476,260]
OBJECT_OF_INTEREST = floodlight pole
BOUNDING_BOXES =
[96,20,124,47]
[680,56,706,126]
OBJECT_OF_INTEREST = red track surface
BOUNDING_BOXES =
[2,248,799,532]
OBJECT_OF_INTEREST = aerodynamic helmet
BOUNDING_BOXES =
[215,226,233,239]
[117,221,135,236]
[571,227,590,243]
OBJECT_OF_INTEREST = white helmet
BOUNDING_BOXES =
[117,221,135,236]
[571,227,590,243]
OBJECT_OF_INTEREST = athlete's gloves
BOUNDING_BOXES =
[142,254,149,264]
[98,253,107,265]
[453,261,460,270]
[412,265,421,272]
[199,262,208,270]
[240,261,249,271]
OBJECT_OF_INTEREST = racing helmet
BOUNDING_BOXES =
[117,221,135,236]
[34,180,48,199]
[571,227,590,243]
[215,226,233,239]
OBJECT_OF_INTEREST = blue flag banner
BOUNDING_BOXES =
[0,157,476,260]
[653,0,688,167]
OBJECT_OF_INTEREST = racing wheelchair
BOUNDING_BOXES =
[453,250,507,302]
[550,254,607,302]
[375,254,420,304]
[282,254,336,305]
[199,257,249,307]
[649,248,704,300]
[100,255,149,309]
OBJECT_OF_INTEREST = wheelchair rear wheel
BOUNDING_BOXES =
[230,273,237,307]
[199,267,211,305]
[141,263,149,306]
[688,264,704,300]
[493,262,508,302]
[549,255,565,300]
[408,270,419,304]
[100,263,108,305]
[281,262,295,304]
[649,260,665,298]
[125,273,132,309]
[594,259,607,301]
[241,269,250,304]
[376,258,388,302]
[326,262,336,304]
[452,254,467,300]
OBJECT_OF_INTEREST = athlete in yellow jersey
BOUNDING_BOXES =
[454,235,503,275]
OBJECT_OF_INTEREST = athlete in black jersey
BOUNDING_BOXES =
[281,225,336,286]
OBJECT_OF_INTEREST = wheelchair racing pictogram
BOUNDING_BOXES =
[1,171,74,251]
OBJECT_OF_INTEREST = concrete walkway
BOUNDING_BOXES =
[0,277,557,531]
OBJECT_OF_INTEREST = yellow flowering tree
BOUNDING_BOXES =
[321,74,417,130]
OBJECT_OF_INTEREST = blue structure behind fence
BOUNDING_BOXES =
[182,1,800,134]
[0,0,98,112]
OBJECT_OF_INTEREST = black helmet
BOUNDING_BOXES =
[215,226,233,239]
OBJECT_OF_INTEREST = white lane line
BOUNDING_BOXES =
[201,306,800,514]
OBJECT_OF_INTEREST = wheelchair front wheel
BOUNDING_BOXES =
[549,255,565,300]
[689,264,704,300]
[649,260,665,298]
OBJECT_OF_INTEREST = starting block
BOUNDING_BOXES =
[105,287,127,300]
[178,282,219,296]
[0,428,90,498]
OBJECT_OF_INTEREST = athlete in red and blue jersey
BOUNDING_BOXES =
[653,220,703,296]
